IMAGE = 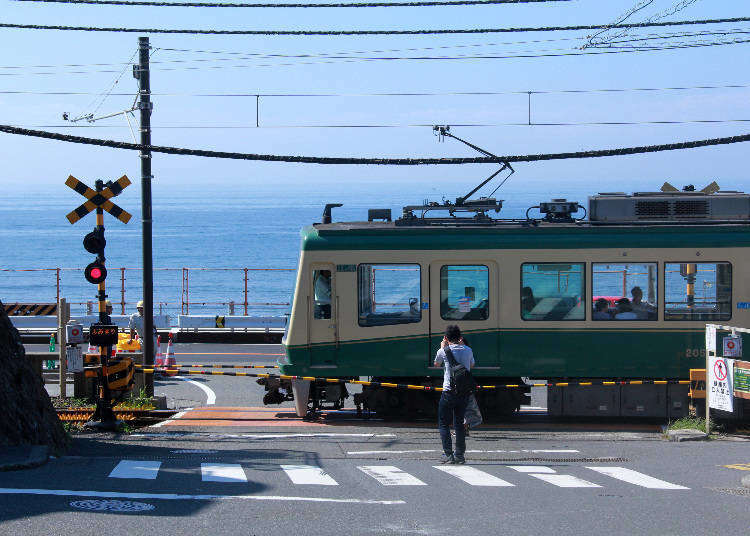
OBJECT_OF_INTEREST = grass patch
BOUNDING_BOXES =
[668,416,707,433]
[114,388,155,410]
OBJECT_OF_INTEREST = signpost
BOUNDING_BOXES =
[704,324,747,430]
[66,174,131,431]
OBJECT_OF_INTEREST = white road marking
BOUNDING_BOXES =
[132,432,395,440]
[508,465,557,473]
[348,449,438,455]
[358,466,427,486]
[530,474,601,488]
[433,466,514,487]
[200,464,247,483]
[0,488,404,505]
[346,449,579,455]
[586,467,689,490]
[240,433,396,440]
[281,465,338,486]
[172,377,216,405]
[108,460,161,480]
[150,408,191,428]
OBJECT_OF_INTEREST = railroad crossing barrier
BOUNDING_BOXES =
[133,366,690,392]
[177,315,286,331]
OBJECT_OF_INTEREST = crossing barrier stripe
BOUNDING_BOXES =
[134,364,279,369]
[4,303,58,316]
[134,367,690,391]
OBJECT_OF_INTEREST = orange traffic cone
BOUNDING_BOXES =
[164,333,176,367]
[155,335,164,367]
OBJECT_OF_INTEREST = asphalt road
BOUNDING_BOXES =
[1,430,749,535]
[16,342,747,535]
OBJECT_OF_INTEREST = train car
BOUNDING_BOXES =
[261,186,750,419]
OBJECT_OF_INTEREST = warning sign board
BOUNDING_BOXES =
[734,360,750,401]
[708,356,734,412]
[723,335,742,358]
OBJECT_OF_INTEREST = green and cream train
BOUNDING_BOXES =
[262,188,750,419]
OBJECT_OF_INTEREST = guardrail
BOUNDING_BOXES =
[0,266,294,318]
[11,314,285,332]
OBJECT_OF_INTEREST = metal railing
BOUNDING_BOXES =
[0,266,295,319]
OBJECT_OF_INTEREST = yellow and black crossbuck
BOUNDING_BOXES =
[65,175,132,224]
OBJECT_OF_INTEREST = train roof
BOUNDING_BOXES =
[301,220,750,251]
[302,187,750,251]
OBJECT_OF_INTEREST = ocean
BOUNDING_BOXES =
[0,178,723,320]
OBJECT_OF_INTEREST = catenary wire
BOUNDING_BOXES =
[2,37,748,77]
[2,82,750,97]
[1,123,749,164]
[14,0,571,7]
[13,118,750,128]
[3,16,750,36]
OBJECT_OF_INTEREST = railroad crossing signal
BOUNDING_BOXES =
[65,175,132,224]
[65,174,131,432]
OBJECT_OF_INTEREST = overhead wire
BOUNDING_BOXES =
[13,0,572,7]
[1,35,748,77]
[3,16,750,36]
[1,124,750,164]
[12,118,750,129]
[2,82,750,97]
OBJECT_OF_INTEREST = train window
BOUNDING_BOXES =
[521,263,584,321]
[357,264,421,327]
[592,263,658,321]
[440,265,489,321]
[312,270,332,319]
[664,262,732,321]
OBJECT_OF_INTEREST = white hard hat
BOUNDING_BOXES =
[137,300,144,308]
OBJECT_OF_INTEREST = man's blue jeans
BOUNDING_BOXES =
[438,391,469,456]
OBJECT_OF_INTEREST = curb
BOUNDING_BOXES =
[742,474,750,489]
[0,445,50,472]
[667,428,708,442]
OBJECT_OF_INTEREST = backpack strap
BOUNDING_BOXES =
[443,345,458,367]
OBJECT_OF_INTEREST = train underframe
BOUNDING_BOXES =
[259,375,530,419]
[257,375,750,420]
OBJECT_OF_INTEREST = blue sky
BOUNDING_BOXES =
[2,0,749,201]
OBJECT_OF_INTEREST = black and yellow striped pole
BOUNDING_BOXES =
[66,174,132,431]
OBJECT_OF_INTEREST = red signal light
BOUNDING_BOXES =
[84,261,107,284]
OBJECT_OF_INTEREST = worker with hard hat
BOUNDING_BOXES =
[128,300,157,349]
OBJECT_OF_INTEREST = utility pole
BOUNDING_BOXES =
[135,36,155,397]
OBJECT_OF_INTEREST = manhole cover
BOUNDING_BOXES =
[70,499,156,512]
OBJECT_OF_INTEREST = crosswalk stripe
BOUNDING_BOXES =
[200,464,247,483]
[108,460,161,480]
[586,467,689,490]
[507,465,557,473]
[358,466,427,486]
[433,465,514,487]
[530,474,601,488]
[281,465,338,486]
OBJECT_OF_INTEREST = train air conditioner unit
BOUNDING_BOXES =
[588,182,750,222]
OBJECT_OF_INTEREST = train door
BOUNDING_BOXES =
[428,262,501,369]
[308,264,338,367]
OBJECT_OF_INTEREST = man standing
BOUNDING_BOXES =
[434,324,474,464]
[128,300,157,349]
